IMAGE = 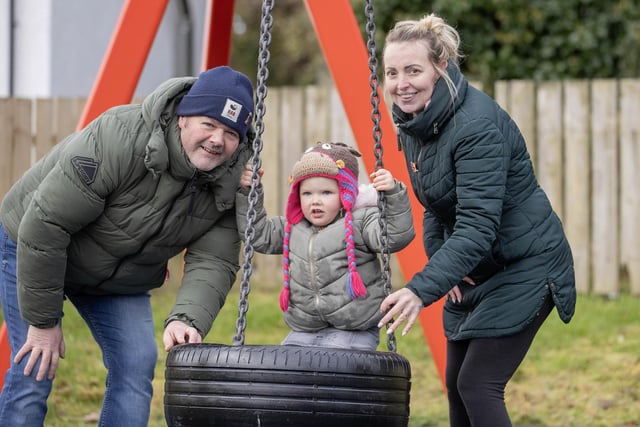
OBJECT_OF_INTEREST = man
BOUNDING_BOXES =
[0,66,254,426]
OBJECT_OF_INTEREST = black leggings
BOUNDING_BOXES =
[445,293,554,427]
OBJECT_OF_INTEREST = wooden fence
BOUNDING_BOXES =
[1,79,639,296]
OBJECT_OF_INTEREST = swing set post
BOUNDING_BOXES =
[76,0,169,130]
[201,0,236,69]
[0,324,9,390]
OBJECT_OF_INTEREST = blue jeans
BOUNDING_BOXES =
[0,222,157,427]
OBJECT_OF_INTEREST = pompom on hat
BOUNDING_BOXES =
[176,66,254,137]
[280,142,366,311]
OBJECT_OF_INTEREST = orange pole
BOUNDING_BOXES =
[304,0,447,390]
[76,0,169,130]
[0,324,10,391]
[201,0,236,70]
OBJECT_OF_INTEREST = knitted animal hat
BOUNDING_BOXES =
[280,142,366,311]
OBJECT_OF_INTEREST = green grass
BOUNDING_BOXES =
[2,256,639,426]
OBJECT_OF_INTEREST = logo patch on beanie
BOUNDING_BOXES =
[221,98,242,123]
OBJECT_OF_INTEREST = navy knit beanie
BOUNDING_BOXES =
[176,66,254,137]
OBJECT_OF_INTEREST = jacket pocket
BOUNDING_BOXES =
[548,265,576,323]
[468,249,506,285]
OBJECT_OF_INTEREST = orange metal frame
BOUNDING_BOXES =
[0,0,447,392]
[77,0,169,130]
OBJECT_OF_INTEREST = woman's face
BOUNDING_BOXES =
[383,40,444,116]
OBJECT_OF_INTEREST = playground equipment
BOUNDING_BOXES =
[0,0,447,406]
[164,1,409,425]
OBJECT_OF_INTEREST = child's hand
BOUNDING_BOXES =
[240,164,264,188]
[370,169,394,192]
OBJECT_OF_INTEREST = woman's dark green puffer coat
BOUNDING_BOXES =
[394,64,576,340]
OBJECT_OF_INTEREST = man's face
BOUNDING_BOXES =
[178,116,241,171]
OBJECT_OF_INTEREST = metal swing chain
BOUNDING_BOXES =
[233,0,274,346]
[365,0,396,353]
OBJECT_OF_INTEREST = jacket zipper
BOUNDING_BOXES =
[408,136,449,226]
[187,179,198,215]
[411,140,427,206]
[308,231,326,320]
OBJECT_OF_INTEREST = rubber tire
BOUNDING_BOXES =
[164,343,411,427]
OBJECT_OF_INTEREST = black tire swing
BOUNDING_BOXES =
[164,2,411,426]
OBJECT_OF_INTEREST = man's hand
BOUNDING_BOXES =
[15,324,65,381]
[163,320,202,351]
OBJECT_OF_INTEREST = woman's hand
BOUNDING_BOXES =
[446,276,475,304]
[378,288,423,336]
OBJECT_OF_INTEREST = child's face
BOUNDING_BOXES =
[299,177,342,227]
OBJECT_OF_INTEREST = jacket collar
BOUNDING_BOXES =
[141,76,252,211]
[393,63,467,142]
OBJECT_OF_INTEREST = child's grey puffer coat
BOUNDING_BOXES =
[236,182,415,332]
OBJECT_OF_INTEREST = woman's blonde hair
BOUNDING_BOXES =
[384,13,462,99]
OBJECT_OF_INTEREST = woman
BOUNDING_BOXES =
[376,13,576,427]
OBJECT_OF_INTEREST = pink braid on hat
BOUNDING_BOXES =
[337,168,366,299]
[280,222,293,311]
